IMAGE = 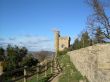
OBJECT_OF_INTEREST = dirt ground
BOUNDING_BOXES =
[51,73,62,82]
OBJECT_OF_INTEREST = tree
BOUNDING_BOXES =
[72,38,80,50]
[14,46,28,66]
[86,0,110,39]
[19,47,27,58]
[80,31,91,48]
[5,45,28,70]
[89,39,93,46]
[6,45,18,70]
[0,47,5,61]
[21,55,39,67]
[94,27,105,43]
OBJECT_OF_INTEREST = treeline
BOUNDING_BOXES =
[0,45,38,71]
[61,27,105,52]
[72,27,105,50]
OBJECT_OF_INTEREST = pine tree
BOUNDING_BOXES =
[72,38,80,50]
[80,31,90,48]
[94,27,105,43]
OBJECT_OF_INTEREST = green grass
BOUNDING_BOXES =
[16,66,53,82]
[27,67,52,82]
[58,54,86,82]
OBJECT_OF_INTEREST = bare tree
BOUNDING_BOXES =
[86,0,110,39]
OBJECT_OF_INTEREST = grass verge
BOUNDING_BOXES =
[58,54,87,82]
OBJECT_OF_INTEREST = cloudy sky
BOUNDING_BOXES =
[0,35,53,51]
[0,0,104,51]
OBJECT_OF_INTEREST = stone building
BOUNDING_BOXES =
[54,30,70,51]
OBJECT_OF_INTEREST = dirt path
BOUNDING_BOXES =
[51,73,62,82]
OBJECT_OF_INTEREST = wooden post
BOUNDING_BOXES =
[36,67,39,81]
[24,66,27,82]
[44,64,47,77]
[0,62,3,76]
[51,61,53,74]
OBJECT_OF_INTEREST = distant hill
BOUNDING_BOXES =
[29,51,55,62]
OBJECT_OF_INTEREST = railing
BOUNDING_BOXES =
[0,61,54,82]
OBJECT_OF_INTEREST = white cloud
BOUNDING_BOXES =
[0,35,54,51]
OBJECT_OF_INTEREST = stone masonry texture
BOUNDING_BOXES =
[68,44,110,82]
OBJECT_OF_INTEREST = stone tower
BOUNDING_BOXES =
[54,30,70,51]
[54,30,60,52]
[59,36,70,51]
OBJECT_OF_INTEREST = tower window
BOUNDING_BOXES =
[61,44,65,48]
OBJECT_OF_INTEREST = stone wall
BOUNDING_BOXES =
[68,44,110,82]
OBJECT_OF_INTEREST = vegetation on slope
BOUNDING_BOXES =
[57,53,88,82]
[16,64,53,82]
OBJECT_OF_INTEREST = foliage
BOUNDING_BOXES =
[80,31,91,48]
[6,45,19,70]
[72,31,92,50]
[0,47,5,61]
[71,28,108,51]
[0,44,41,82]
[1,44,39,72]
[72,38,81,50]
[21,55,39,67]
[94,27,105,43]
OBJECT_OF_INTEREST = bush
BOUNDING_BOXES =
[21,55,39,67]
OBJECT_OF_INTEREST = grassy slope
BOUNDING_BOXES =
[58,54,85,82]
[27,67,52,82]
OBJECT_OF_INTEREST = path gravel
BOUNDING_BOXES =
[51,73,62,82]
